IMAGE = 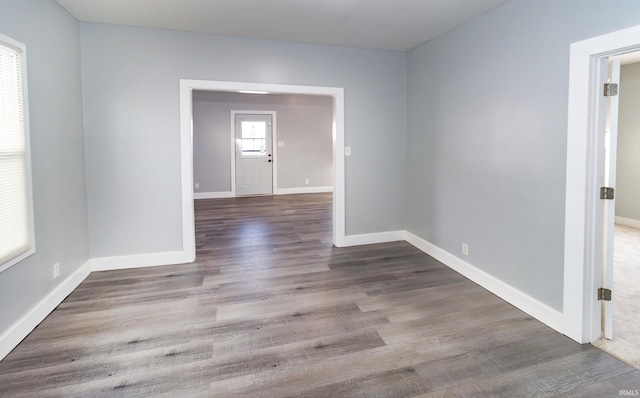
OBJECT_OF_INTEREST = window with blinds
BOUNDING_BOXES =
[0,34,34,272]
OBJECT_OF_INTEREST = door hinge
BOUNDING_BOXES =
[598,288,612,301]
[604,83,619,97]
[600,187,615,200]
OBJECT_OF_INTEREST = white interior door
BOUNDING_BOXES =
[235,114,273,196]
[602,57,621,340]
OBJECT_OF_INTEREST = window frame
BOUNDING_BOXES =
[0,33,35,273]
[238,120,269,158]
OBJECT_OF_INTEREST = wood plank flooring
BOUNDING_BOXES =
[1,193,639,397]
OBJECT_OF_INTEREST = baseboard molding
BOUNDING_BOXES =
[90,251,194,272]
[194,191,234,199]
[276,186,333,195]
[404,231,564,334]
[615,216,640,229]
[0,229,567,361]
[343,230,405,247]
[0,249,195,361]
[195,187,333,198]
[0,260,92,361]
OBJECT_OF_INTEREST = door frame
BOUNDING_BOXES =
[563,24,640,344]
[230,110,277,196]
[179,79,346,250]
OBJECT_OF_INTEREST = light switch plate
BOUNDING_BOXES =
[345,147,352,156]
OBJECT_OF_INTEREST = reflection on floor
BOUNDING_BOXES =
[593,224,640,370]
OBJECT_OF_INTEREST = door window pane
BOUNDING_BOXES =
[241,121,267,156]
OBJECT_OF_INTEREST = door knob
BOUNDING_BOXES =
[268,159,272,162]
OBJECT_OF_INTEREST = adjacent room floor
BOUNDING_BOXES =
[1,193,639,397]
[593,224,640,370]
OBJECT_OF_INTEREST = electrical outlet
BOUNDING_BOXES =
[194,183,199,189]
[305,178,309,185]
[462,243,469,256]
[53,263,60,279]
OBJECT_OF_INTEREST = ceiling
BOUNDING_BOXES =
[55,0,511,51]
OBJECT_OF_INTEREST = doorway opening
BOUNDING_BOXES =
[591,52,640,370]
[563,24,640,347]
[179,79,346,253]
[191,91,334,199]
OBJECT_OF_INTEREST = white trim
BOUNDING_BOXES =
[194,191,235,199]
[90,251,192,272]
[615,216,640,229]
[405,232,564,333]
[0,225,575,361]
[276,186,333,195]
[231,110,277,195]
[342,230,405,247]
[564,24,640,344]
[0,249,192,360]
[178,83,197,264]
[272,113,277,195]
[229,112,236,196]
[180,80,346,247]
[0,260,92,361]
[333,92,346,247]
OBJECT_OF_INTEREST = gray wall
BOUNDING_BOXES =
[193,92,333,193]
[406,0,640,311]
[80,22,406,257]
[0,0,89,333]
[616,62,640,221]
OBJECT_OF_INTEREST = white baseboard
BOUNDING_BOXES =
[0,229,566,362]
[276,186,333,195]
[0,260,92,361]
[195,187,333,198]
[404,231,564,334]
[90,251,194,272]
[0,250,195,361]
[343,230,405,247]
[194,191,234,199]
[615,216,640,229]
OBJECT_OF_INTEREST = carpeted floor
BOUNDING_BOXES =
[593,224,640,370]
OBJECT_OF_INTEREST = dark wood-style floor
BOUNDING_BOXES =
[1,193,639,397]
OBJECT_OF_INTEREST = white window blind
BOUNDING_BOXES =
[0,35,34,271]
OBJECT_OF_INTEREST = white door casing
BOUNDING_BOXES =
[564,24,640,344]
[234,113,273,196]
